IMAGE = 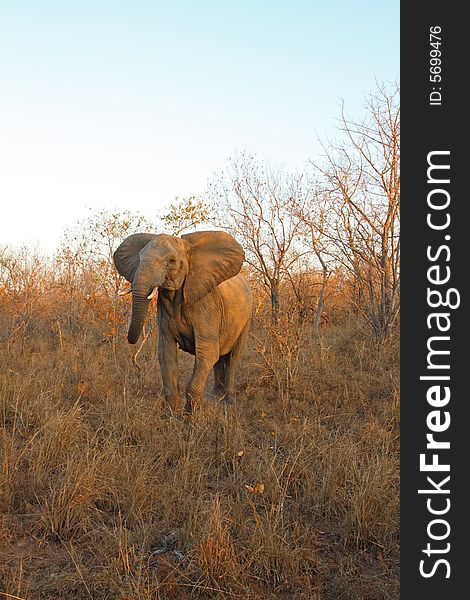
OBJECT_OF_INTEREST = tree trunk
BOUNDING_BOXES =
[271,283,280,325]
[313,267,327,334]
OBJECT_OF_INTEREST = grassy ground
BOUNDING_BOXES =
[1,309,399,599]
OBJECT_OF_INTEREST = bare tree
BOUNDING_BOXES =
[316,84,400,342]
[211,154,305,323]
[57,208,151,297]
[288,185,333,333]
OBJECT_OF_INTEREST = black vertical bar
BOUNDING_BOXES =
[401,3,466,597]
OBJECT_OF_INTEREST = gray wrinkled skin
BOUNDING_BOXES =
[113,231,253,414]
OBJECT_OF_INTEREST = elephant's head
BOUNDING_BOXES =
[113,230,245,344]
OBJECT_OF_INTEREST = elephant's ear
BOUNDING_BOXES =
[113,233,156,283]
[182,231,244,305]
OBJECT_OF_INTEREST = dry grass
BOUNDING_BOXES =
[0,296,399,599]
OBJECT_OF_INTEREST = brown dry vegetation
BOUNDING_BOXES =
[0,261,398,600]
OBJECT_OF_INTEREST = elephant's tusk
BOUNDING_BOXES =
[147,287,158,300]
[118,288,132,296]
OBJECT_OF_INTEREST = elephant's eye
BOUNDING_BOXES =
[168,258,176,266]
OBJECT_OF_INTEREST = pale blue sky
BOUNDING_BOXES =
[0,1,399,251]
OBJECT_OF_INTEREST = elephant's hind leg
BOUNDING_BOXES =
[223,321,250,404]
[213,356,228,400]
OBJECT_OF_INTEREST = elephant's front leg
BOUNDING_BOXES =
[158,333,182,415]
[185,347,219,414]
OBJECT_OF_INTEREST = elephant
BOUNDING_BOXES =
[113,230,253,414]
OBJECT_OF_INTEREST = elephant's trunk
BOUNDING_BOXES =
[128,293,151,344]
[127,262,166,344]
